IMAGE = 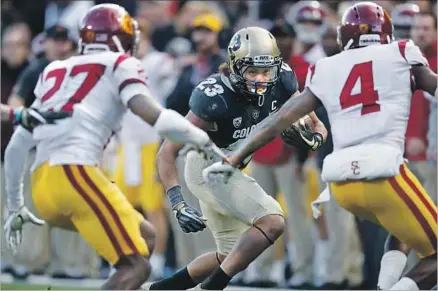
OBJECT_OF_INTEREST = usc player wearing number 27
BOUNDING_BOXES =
[212,2,438,290]
[3,4,221,290]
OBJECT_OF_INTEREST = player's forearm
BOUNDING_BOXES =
[156,141,182,191]
[231,89,317,167]
[229,115,279,167]
[0,104,29,124]
[153,109,209,147]
[156,141,187,207]
[1,104,18,122]
[8,94,25,108]
[412,65,437,98]
[128,94,162,125]
[129,95,209,146]
[1,104,11,121]
[4,126,35,211]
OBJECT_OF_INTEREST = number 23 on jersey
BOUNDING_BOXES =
[196,78,224,97]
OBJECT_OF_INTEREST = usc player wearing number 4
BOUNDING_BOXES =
[211,2,438,290]
[3,4,224,290]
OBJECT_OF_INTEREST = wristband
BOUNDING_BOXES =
[9,108,15,122]
[12,107,23,124]
[166,185,184,208]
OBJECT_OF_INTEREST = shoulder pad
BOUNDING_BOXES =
[189,76,228,121]
[396,39,429,67]
[279,62,299,95]
[112,53,140,72]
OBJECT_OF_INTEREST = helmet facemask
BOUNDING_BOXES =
[131,19,140,57]
[230,55,282,102]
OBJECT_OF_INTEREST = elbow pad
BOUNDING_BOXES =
[154,109,209,147]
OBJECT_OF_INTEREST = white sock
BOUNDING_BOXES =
[313,239,329,286]
[243,261,259,283]
[390,277,419,290]
[65,266,85,277]
[109,265,116,276]
[150,253,165,278]
[377,250,407,289]
[269,260,285,283]
[13,265,28,276]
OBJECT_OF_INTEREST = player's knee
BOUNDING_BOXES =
[136,256,151,280]
[115,254,151,285]
[217,252,227,263]
[255,214,285,242]
[140,219,156,256]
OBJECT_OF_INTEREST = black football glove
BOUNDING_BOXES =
[167,186,207,233]
[16,108,71,130]
[281,121,323,151]
[173,202,207,233]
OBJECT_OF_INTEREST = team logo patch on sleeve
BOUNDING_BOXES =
[233,117,242,128]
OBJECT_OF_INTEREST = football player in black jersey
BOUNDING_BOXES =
[145,27,327,290]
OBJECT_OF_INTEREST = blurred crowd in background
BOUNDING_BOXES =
[1,0,437,290]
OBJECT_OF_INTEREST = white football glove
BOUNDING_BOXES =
[4,206,45,253]
[202,162,237,184]
[180,141,228,161]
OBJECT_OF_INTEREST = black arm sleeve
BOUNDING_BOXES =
[15,65,40,107]
[165,68,192,116]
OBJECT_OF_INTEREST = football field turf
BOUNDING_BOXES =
[1,283,91,290]
[1,274,98,290]
[1,274,292,290]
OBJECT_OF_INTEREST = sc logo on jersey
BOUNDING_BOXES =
[233,125,256,139]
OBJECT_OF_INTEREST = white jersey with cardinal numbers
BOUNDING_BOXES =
[307,39,428,153]
[31,51,151,170]
[305,40,429,180]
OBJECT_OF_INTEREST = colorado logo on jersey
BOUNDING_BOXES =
[232,124,257,139]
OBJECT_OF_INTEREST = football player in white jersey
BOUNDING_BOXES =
[3,4,224,290]
[206,2,438,290]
